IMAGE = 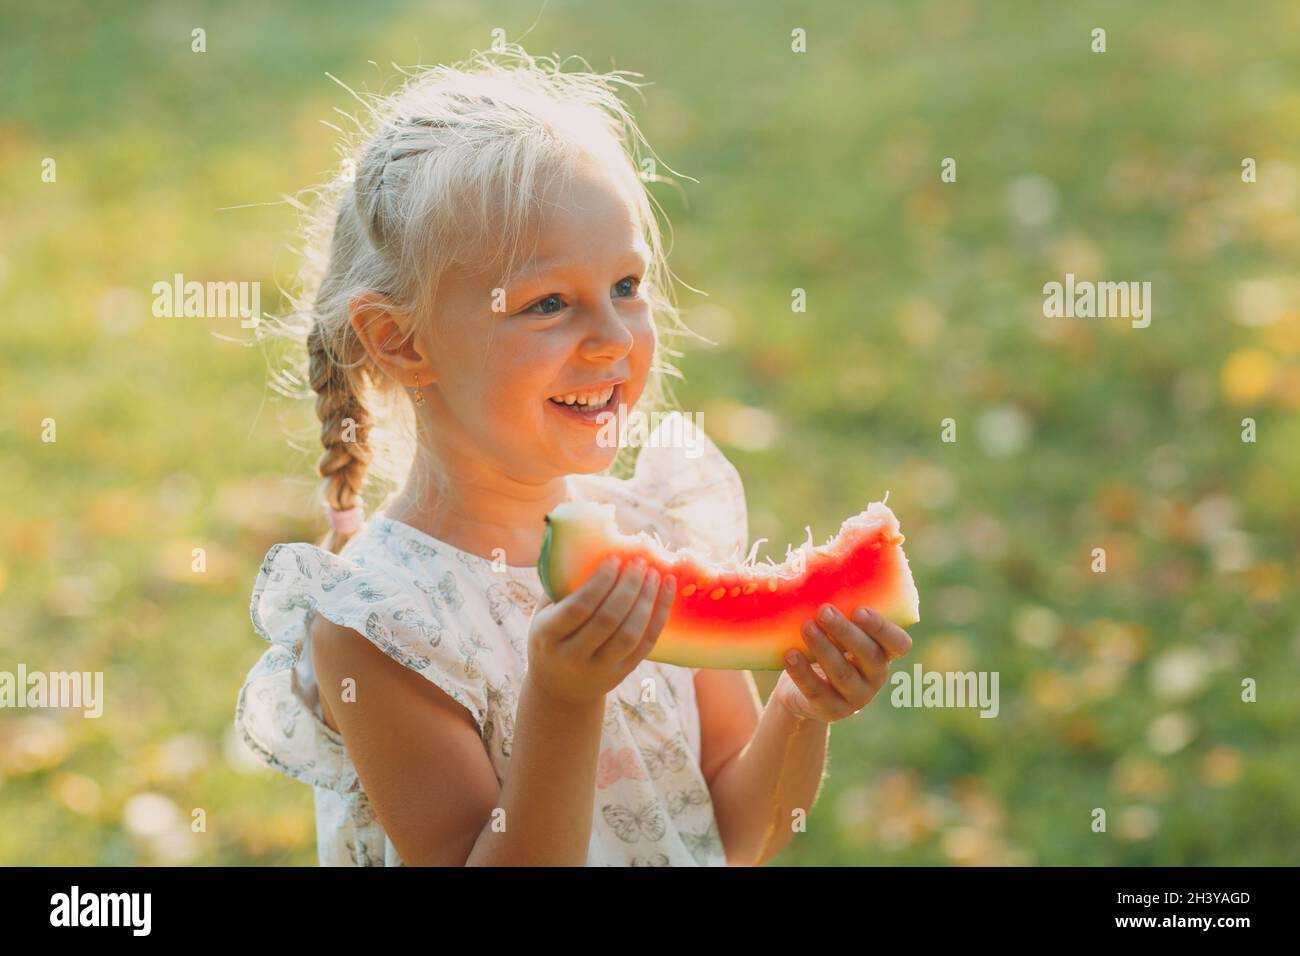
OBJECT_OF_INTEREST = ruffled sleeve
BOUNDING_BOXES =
[234,539,487,793]
[571,409,749,567]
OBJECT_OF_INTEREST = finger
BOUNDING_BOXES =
[851,607,913,660]
[596,565,662,666]
[537,557,621,637]
[801,619,872,700]
[615,573,676,670]
[783,646,846,716]
[568,557,649,653]
[815,605,888,682]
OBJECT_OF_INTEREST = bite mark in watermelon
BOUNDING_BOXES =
[538,499,919,670]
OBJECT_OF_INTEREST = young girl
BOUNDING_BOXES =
[235,46,912,867]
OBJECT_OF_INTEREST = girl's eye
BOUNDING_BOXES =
[529,294,566,316]
[524,276,642,316]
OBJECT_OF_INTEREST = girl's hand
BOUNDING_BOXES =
[770,604,913,723]
[526,557,676,706]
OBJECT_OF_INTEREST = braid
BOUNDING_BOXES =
[354,114,465,254]
[308,322,373,551]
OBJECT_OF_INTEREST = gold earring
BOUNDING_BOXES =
[412,374,425,406]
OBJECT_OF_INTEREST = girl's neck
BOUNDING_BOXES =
[383,467,571,568]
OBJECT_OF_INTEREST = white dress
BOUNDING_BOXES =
[234,412,749,866]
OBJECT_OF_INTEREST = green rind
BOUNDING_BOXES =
[538,515,557,601]
[538,507,610,601]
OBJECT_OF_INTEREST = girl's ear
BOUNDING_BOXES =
[348,291,433,387]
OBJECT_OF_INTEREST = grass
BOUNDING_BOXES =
[1,0,1298,865]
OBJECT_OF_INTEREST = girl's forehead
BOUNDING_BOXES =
[436,155,646,300]
[512,190,645,274]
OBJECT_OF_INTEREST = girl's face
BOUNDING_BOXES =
[422,155,655,482]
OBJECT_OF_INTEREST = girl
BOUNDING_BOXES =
[235,45,912,866]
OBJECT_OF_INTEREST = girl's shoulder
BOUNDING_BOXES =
[251,513,538,624]
[240,516,538,788]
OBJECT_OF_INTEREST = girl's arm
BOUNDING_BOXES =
[695,668,828,866]
[311,614,606,866]
[697,604,913,866]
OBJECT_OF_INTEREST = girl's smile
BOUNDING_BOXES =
[546,380,625,425]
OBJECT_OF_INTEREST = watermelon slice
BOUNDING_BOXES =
[537,500,919,670]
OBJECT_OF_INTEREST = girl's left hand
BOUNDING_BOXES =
[770,604,913,723]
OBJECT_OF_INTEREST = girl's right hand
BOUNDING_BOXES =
[526,557,676,706]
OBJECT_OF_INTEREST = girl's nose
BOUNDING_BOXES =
[580,302,635,361]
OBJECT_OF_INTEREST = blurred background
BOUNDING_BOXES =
[2,0,1298,865]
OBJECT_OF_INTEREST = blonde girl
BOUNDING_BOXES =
[235,45,912,866]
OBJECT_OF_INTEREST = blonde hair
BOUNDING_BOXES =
[262,44,708,553]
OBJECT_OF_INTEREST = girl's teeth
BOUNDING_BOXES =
[550,386,615,407]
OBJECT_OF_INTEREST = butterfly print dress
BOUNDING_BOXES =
[234,412,747,866]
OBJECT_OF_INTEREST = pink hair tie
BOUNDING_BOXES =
[326,502,365,535]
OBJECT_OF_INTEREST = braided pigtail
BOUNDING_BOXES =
[308,319,375,553]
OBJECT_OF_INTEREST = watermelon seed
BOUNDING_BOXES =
[680,584,697,597]
[709,587,725,600]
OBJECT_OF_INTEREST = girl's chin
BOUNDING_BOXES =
[555,437,620,475]
[539,383,644,472]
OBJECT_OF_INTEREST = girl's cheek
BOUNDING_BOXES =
[631,320,656,381]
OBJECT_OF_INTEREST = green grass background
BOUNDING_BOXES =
[2,0,1298,864]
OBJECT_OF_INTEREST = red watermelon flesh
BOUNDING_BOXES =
[538,499,919,670]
